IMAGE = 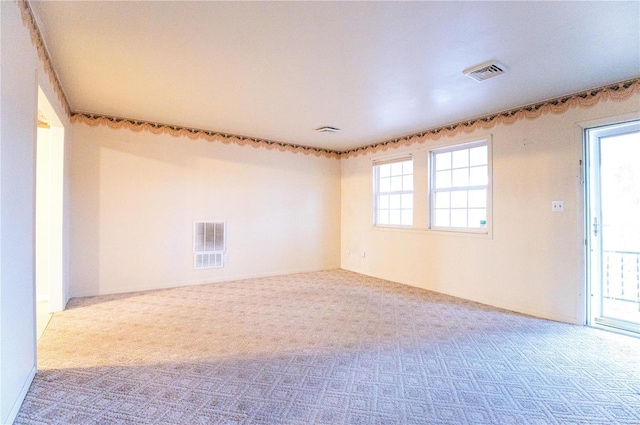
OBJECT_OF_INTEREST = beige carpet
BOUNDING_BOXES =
[16,270,640,424]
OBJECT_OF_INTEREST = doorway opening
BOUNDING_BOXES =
[36,87,65,340]
[586,119,640,335]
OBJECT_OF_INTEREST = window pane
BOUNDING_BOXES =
[434,209,450,227]
[401,194,413,209]
[379,194,389,209]
[469,146,487,166]
[391,176,402,191]
[378,210,389,225]
[401,210,412,225]
[468,208,487,228]
[469,166,488,186]
[374,159,413,227]
[451,191,467,208]
[435,191,450,208]
[452,168,469,187]
[379,177,391,192]
[435,170,451,189]
[435,152,451,171]
[451,209,467,227]
[391,162,403,176]
[452,149,469,168]
[430,141,489,232]
[403,175,413,191]
[389,194,401,209]
[468,189,486,208]
[389,209,401,224]
[379,163,391,178]
[403,161,413,175]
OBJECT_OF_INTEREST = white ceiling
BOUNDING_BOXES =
[31,1,640,152]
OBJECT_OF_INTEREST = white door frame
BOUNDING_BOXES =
[36,87,66,313]
[584,117,640,334]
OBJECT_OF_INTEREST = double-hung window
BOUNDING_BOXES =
[373,156,413,226]
[430,140,489,232]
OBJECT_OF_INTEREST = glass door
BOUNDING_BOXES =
[586,120,640,334]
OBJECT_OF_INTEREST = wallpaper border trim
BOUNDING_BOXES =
[72,78,639,159]
[20,1,639,159]
[70,113,343,159]
[340,77,640,158]
[19,0,72,117]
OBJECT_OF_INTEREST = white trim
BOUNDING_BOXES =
[576,111,640,327]
[429,139,487,155]
[343,267,579,325]
[68,265,341,298]
[575,124,587,326]
[421,132,494,152]
[373,158,414,227]
[4,366,36,425]
[590,322,640,339]
[372,225,493,239]
[428,137,492,235]
[36,88,67,314]
[582,117,640,334]
[371,152,412,165]
[576,112,640,132]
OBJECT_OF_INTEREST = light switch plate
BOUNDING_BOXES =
[551,201,564,212]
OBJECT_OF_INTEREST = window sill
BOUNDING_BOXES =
[372,225,493,239]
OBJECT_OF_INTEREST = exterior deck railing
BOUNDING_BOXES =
[603,250,640,310]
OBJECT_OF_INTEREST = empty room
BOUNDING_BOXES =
[1,1,639,424]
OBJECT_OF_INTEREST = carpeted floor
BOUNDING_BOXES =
[16,270,640,424]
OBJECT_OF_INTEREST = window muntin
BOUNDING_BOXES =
[374,158,413,226]
[430,142,488,231]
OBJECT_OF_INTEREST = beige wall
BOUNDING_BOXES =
[69,123,341,297]
[341,94,640,324]
[71,92,639,322]
[1,0,637,420]
[0,1,71,423]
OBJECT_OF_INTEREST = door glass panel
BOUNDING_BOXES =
[587,120,640,335]
[599,130,640,326]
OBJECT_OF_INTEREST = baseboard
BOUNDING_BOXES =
[340,267,579,325]
[69,265,342,298]
[3,365,36,425]
[496,304,577,325]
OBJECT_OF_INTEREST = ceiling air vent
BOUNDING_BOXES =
[463,61,506,82]
[315,126,341,133]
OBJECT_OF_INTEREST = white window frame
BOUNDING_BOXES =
[373,155,414,228]
[429,139,492,234]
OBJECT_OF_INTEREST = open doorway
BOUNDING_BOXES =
[36,87,65,340]
[586,119,640,335]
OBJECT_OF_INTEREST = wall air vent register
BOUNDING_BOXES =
[194,221,226,269]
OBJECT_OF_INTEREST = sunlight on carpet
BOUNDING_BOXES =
[17,270,640,424]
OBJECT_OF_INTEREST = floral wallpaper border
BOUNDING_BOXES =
[70,113,343,159]
[19,0,71,117]
[341,77,640,159]
[20,1,639,160]
[72,78,639,159]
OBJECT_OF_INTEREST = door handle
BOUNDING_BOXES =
[593,217,610,237]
